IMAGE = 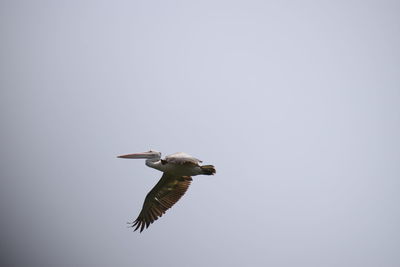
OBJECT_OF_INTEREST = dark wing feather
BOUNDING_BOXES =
[130,173,192,232]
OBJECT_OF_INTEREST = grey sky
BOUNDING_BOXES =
[1,0,399,266]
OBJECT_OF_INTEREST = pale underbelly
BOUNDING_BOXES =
[163,163,202,176]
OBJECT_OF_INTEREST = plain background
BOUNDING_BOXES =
[1,0,399,266]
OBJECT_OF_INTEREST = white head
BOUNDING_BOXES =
[117,150,161,160]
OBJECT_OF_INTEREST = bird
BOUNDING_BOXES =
[118,150,216,232]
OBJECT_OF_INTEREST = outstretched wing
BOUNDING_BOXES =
[130,173,193,232]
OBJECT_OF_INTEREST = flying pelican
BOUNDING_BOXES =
[118,150,216,232]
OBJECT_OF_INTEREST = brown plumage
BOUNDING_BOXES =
[129,174,193,232]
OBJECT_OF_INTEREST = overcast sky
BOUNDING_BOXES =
[1,0,399,266]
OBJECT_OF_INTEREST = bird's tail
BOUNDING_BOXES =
[200,165,216,175]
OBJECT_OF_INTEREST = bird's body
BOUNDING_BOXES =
[146,152,204,176]
[118,150,216,232]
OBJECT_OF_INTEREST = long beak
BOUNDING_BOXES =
[117,152,154,159]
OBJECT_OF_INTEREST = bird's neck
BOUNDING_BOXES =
[145,158,163,171]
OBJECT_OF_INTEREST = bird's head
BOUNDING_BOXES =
[117,150,161,160]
